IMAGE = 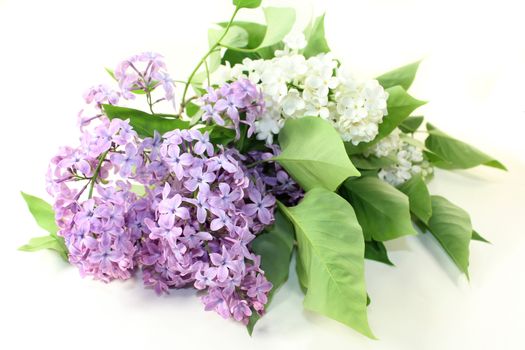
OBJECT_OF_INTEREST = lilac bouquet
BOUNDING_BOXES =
[20,0,504,338]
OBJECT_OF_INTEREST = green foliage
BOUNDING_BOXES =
[472,230,490,243]
[19,235,68,261]
[102,104,189,138]
[247,211,295,334]
[303,14,330,58]
[425,196,472,277]
[377,60,421,90]
[21,192,58,234]
[425,124,506,170]
[233,0,262,9]
[19,192,68,261]
[350,155,396,170]
[346,86,426,155]
[397,175,432,223]
[207,125,236,146]
[219,21,266,48]
[365,240,394,266]
[275,117,360,192]
[342,177,417,241]
[279,188,374,338]
[208,25,249,74]
[221,7,295,53]
[105,67,117,81]
[257,7,295,49]
[398,116,424,133]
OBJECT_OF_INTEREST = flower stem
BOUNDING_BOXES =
[179,7,240,114]
[88,150,109,199]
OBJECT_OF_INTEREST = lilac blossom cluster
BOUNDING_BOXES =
[199,78,265,140]
[46,115,276,324]
[79,52,175,128]
[138,130,275,323]
[46,118,145,281]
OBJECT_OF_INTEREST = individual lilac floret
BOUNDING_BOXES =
[199,79,265,140]
[136,129,276,324]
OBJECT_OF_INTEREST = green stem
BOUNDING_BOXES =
[180,6,240,113]
[204,59,211,87]
[88,150,109,199]
[146,89,155,114]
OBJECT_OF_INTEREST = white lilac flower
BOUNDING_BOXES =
[333,71,389,145]
[255,110,282,144]
[369,131,434,186]
[282,31,307,50]
[281,89,305,117]
[210,32,389,145]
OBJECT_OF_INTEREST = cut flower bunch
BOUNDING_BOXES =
[19,0,505,338]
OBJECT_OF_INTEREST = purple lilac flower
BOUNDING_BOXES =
[44,56,290,325]
[135,129,277,324]
[198,79,265,140]
[114,52,174,103]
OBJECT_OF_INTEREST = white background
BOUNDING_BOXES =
[1,0,524,349]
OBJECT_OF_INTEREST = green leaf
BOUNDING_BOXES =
[365,240,394,266]
[209,25,249,49]
[342,177,417,241]
[345,86,426,155]
[208,125,236,146]
[219,21,267,65]
[278,188,374,338]
[105,67,117,81]
[275,117,360,192]
[19,235,68,261]
[21,192,58,234]
[247,211,295,335]
[102,104,189,138]
[219,21,266,49]
[472,230,490,243]
[398,116,424,133]
[303,14,330,58]
[186,102,200,117]
[397,174,432,223]
[377,60,421,90]
[207,25,249,75]
[221,49,260,65]
[20,192,68,261]
[233,0,262,9]
[258,7,295,49]
[350,155,396,170]
[426,196,472,277]
[425,123,506,170]
[228,7,294,51]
